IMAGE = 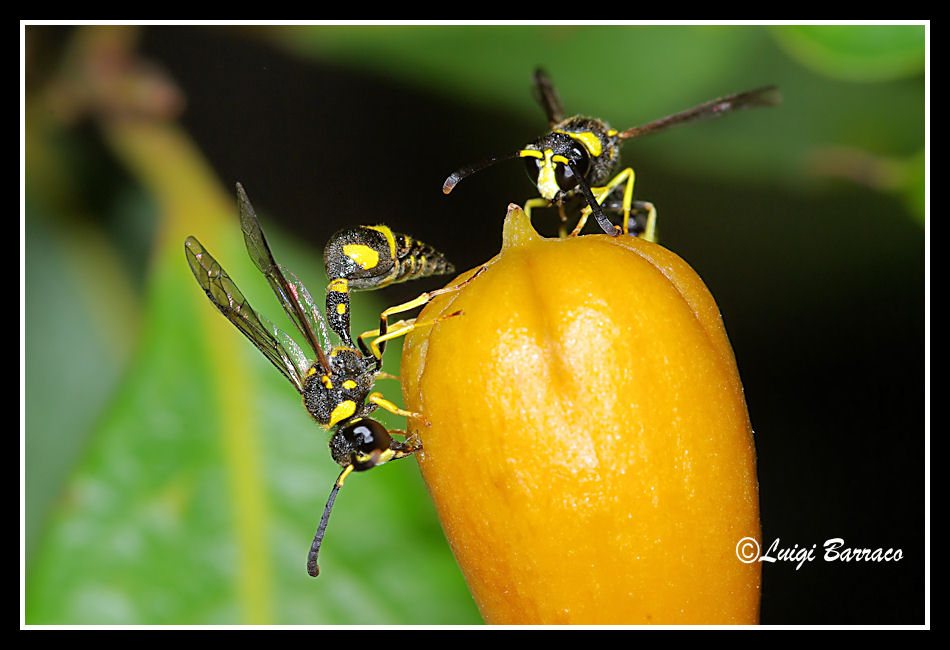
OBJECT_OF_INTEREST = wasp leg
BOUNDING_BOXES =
[523,197,553,226]
[356,318,412,359]
[367,266,487,364]
[598,198,658,242]
[569,167,636,237]
[387,430,423,456]
[360,311,461,366]
[557,203,570,238]
[367,392,426,421]
[524,197,573,238]
[635,200,658,243]
[603,169,657,241]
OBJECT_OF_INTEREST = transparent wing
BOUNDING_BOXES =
[236,183,332,373]
[185,235,307,393]
[269,316,311,384]
[618,86,782,140]
[532,67,565,126]
[281,264,332,354]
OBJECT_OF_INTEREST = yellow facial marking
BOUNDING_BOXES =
[356,447,397,467]
[342,243,379,270]
[520,148,560,199]
[328,400,357,429]
[536,158,559,200]
[556,129,603,157]
[321,375,333,389]
[376,448,397,465]
[342,379,357,390]
[336,303,347,315]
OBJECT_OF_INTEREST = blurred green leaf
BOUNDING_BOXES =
[275,25,772,115]
[267,24,924,212]
[901,148,926,223]
[24,24,926,626]
[24,33,481,620]
[24,202,136,564]
[26,182,480,624]
[772,25,925,82]
[272,25,789,147]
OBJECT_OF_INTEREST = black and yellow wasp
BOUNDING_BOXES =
[443,68,781,239]
[185,183,477,577]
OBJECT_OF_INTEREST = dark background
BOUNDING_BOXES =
[25,25,926,625]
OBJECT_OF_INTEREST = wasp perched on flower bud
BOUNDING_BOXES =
[185,183,483,577]
[443,68,781,239]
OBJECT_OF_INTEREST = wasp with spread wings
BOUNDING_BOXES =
[185,183,479,577]
[443,68,781,239]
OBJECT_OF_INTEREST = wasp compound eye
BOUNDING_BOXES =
[554,145,590,192]
[553,161,576,191]
[571,143,591,174]
[348,419,392,454]
[523,155,541,184]
[331,419,394,471]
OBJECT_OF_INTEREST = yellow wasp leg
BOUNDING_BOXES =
[569,167,635,237]
[616,167,635,235]
[367,392,424,420]
[598,170,658,241]
[569,205,591,236]
[357,318,415,358]
[524,197,574,237]
[638,200,658,243]
[523,197,552,225]
[524,171,648,240]
[368,266,488,361]
[366,311,461,362]
[556,203,569,238]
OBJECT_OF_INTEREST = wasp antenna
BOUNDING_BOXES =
[307,465,353,578]
[443,150,521,194]
[569,159,620,236]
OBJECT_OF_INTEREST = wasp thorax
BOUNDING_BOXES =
[303,348,375,429]
[329,418,394,471]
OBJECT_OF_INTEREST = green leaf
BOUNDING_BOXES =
[772,25,925,82]
[25,134,481,625]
